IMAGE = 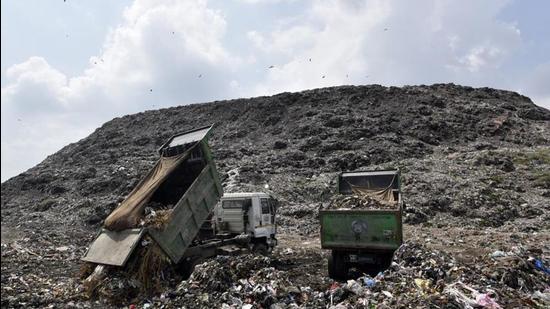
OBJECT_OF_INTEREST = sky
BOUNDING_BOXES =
[1,0,549,182]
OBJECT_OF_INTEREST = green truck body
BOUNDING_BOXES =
[148,146,223,264]
[82,125,224,268]
[320,169,403,279]
[320,209,402,251]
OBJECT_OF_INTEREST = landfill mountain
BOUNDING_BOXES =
[1,83,549,308]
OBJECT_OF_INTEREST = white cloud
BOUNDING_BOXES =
[458,46,505,72]
[1,0,548,181]
[521,62,550,109]
[3,57,69,113]
[237,0,292,4]
[250,0,522,95]
[1,0,239,181]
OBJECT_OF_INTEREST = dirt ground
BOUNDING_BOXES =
[2,222,549,308]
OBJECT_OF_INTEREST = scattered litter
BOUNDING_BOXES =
[362,277,376,288]
[533,258,550,275]
[490,250,506,258]
[382,291,393,298]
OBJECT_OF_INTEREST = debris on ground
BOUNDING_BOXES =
[80,236,181,306]
[77,240,550,308]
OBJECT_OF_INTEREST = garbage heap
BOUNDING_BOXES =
[160,253,334,308]
[343,242,550,308]
[81,236,181,306]
[139,202,174,229]
[81,205,178,305]
[322,194,398,210]
[132,241,549,308]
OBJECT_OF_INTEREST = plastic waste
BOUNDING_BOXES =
[363,277,376,288]
[414,278,432,295]
[345,280,364,295]
[475,293,501,309]
[489,250,506,258]
[444,282,501,309]
[533,259,550,275]
[531,290,550,304]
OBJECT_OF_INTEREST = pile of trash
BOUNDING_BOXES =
[321,194,397,210]
[326,242,550,308]
[172,254,327,308]
[120,249,333,308]
[5,229,548,308]
[140,206,173,229]
[175,241,547,308]
[81,237,181,306]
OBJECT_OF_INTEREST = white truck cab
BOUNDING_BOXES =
[214,192,278,253]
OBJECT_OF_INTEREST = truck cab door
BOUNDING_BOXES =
[218,199,250,233]
[260,198,272,226]
[269,198,277,228]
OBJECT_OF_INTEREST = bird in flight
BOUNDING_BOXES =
[322,75,326,79]
[268,65,275,69]
[149,89,153,92]
[384,28,389,31]
[198,74,202,78]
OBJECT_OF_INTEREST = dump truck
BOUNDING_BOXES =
[82,125,276,278]
[214,192,278,254]
[320,169,403,279]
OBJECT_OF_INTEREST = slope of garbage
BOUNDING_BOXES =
[121,236,549,308]
[2,84,550,307]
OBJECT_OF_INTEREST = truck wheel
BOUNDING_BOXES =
[380,253,393,270]
[176,261,195,280]
[252,243,269,255]
[328,251,347,280]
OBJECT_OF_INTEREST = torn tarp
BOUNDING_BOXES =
[104,150,190,231]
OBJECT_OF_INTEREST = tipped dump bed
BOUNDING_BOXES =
[83,125,223,266]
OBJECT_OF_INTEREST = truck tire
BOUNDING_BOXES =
[252,243,269,255]
[328,251,347,280]
[380,253,393,270]
[176,261,196,279]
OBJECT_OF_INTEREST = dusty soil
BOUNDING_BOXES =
[2,84,550,308]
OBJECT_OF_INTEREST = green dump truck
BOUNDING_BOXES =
[320,170,403,279]
[82,125,267,278]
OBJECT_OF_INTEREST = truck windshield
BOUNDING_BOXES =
[269,199,277,214]
[260,198,270,214]
[222,199,251,209]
